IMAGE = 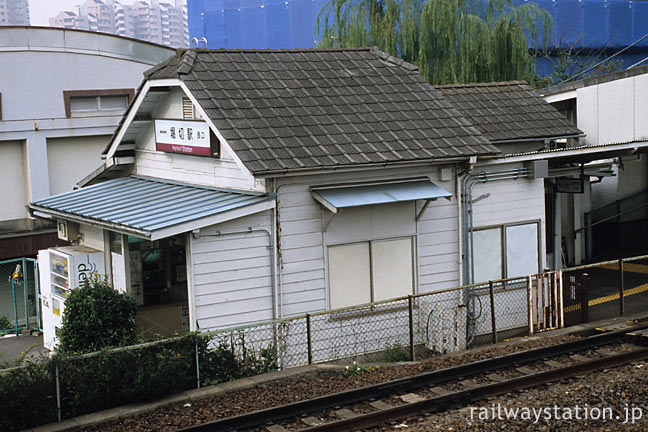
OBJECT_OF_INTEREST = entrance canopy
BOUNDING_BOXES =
[311,179,452,213]
[29,176,275,240]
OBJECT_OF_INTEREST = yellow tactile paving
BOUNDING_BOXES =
[563,281,648,313]
[600,262,648,274]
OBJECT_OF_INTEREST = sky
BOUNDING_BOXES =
[30,0,83,26]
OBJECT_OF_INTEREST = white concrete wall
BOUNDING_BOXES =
[0,140,28,220]
[0,27,174,227]
[47,135,108,196]
[190,210,274,330]
[133,87,264,192]
[577,74,648,147]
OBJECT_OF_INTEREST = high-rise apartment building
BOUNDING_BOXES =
[49,0,188,48]
[0,0,30,25]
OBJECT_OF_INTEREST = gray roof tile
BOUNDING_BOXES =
[144,47,500,175]
[436,81,583,143]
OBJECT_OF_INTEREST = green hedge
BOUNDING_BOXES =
[0,332,278,431]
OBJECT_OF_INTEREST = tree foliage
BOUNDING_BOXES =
[316,0,551,86]
[59,276,137,354]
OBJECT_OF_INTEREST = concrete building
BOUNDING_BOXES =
[49,0,188,48]
[0,26,174,259]
[541,66,648,263]
[0,0,29,25]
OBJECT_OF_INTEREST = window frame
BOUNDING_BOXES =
[63,88,134,117]
[326,235,416,311]
[472,219,542,283]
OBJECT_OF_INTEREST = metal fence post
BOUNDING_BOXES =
[11,278,18,335]
[408,295,414,361]
[22,257,28,329]
[619,258,625,316]
[195,339,201,389]
[306,314,312,365]
[34,259,42,331]
[558,270,564,328]
[489,281,497,344]
[527,275,534,336]
[55,361,62,422]
[581,273,589,323]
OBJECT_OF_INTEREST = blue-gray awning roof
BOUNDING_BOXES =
[311,180,452,213]
[29,176,275,240]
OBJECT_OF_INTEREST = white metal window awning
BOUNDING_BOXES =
[311,180,453,214]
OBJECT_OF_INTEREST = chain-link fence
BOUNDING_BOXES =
[0,258,40,334]
[11,252,648,430]
[560,254,648,326]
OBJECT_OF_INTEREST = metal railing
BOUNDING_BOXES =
[0,258,40,334]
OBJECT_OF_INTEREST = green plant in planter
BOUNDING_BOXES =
[58,275,137,354]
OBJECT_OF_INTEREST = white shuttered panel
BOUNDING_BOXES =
[473,227,502,283]
[328,243,371,309]
[505,223,539,277]
[371,238,413,301]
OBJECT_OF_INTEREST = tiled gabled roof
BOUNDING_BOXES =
[145,48,499,175]
[436,81,583,143]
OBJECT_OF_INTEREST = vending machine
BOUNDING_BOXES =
[38,246,105,350]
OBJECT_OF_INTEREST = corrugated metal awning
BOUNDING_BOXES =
[311,180,452,213]
[29,176,275,240]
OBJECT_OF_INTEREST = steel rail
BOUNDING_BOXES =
[174,325,648,432]
[301,347,648,431]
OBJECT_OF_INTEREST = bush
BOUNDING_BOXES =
[1,330,281,431]
[0,316,12,330]
[377,342,410,362]
[199,331,278,385]
[0,362,57,432]
[59,276,137,353]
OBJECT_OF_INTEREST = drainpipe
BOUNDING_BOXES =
[460,166,532,345]
[461,167,532,285]
[456,163,463,287]
[273,179,285,319]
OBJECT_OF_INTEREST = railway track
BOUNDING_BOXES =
[175,325,648,432]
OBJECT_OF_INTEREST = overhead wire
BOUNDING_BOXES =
[559,30,648,84]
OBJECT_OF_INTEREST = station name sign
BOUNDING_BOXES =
[556,176,584,194]
[155,119,217,157]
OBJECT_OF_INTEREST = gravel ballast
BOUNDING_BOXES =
[78,334,584,432]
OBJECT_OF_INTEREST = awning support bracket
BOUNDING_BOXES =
[322,211,335,232]
[416,199,433,221]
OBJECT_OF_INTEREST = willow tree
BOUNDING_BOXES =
[316,0,551,86]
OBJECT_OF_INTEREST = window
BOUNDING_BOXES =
[63,89,134,117]
[69,95,128,113]
[472,221,540,283]
[328,237,414,310]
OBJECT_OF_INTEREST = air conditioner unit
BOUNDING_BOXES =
[57,220,79,242]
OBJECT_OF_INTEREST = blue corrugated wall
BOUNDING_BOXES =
[188,0,648,73]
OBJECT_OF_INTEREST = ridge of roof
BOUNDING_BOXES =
[434,80,528,89]
[145,47,420,79]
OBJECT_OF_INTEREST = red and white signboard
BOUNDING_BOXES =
[155,119,211,156]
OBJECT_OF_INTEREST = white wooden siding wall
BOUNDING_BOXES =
[190,210,274,330]
[415,193,460,293]
[471,175,546,271]
[277,166,459,319]
[277,182,327,316]
[132,87,264,192]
